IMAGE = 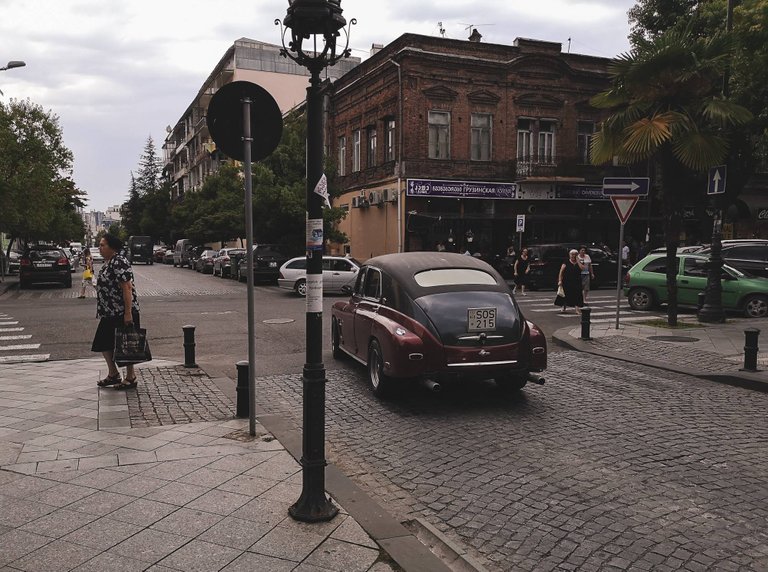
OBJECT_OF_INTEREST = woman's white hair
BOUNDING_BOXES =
[569,249,579,255]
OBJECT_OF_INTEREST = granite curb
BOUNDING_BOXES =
[552,325,768,393]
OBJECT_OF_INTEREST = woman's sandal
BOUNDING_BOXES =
[97,374,121,387]
[113,377,137,390]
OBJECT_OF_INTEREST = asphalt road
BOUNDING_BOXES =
[0,262,660,370]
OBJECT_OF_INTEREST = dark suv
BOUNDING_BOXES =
[525,243,624,290]
[236,244,289,284]
[698,240,768,278]
[19,245,72,289]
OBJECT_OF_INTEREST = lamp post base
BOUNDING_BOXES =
[698,305,726,323]
[289,479,339,523]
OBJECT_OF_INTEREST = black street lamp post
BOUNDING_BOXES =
[276,0,355,523]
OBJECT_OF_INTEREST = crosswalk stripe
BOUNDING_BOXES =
[0,354,50,364]
[0,321,19,326]
[0,344,41,351]
[0,327,24,333]
[0,335,32,341]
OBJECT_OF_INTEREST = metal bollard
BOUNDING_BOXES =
[742,328,760,372]
[697,292,706,311]
[235,360,249,418]
[182,325,198,368]
[580,306,592,340]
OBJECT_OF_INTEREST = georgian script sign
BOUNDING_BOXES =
[407,178,517,200]
[758,208,768,220]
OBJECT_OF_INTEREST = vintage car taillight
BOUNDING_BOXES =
[20,258,31,267]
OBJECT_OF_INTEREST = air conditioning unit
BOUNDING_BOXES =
[383,189,398,203]
[351,196,370,208]
[368,191,382,206]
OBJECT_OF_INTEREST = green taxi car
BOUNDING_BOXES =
[624,253,768,318]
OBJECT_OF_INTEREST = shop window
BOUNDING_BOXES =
[338,135,346,176]
[428,111,450,160]
[367,126,377,168]
[517,118,532,161]
[577,121,594,164]
[352,130,361,172]
[385,119,396,162]
[538,120,556,164]
[470,113,492,161]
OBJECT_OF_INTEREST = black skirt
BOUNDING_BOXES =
[91,310,140,352]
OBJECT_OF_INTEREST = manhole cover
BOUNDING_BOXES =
[262,318,295,324]
[647,335,700,342]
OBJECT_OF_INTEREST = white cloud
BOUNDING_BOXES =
[0,0,635,211]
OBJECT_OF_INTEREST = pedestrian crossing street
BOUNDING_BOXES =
[0,312,50,364]
[512,290,658,324]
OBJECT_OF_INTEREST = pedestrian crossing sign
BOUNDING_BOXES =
[610,196,639,225]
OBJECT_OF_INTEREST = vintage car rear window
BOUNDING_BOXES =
[414,268,497,287]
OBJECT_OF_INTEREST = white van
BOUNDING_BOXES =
[173,239,192,268]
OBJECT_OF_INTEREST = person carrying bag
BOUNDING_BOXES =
[78,249,95,299]
[113,324,152,367]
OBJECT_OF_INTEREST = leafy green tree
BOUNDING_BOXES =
[139,179,172,244]
[590,25,752,324]
[121,173,142,237]
[0,98,84,253]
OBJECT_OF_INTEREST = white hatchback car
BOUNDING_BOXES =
[278,255,362,296]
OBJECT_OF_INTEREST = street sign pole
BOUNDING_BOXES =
[616,223,624,330]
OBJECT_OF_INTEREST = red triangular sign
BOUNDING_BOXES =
[610,196,639,224]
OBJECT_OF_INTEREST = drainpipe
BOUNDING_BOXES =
[390,58,404,253]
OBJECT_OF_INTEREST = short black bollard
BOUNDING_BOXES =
[697,292,706,311]
[235,360,249,418]
[741,328,760,372]
[580,306,592,340]
[182,325,198,368]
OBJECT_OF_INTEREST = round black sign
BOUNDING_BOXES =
[207,81,283,162]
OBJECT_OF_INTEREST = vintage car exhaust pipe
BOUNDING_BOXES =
[527,372,545,385]
[422,378,441,392]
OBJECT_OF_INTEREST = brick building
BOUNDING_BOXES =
[326,33,641,260]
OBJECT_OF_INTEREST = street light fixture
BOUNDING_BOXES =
[276,0,355,523]
[0,61,25,71]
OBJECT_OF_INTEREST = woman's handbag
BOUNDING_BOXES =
[83,268,93,280]
[556,284,565,298]
[114,325,152,366]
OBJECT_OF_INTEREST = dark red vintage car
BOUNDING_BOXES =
[331,252,547,396]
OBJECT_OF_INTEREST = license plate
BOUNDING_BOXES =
[467,307,496,332]
[34,262,53,268]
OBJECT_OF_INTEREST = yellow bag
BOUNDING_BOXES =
[83,268,93,280]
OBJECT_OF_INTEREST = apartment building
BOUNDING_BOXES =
[162,38,360,201]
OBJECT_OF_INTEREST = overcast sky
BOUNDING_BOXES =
[0,0,637,212]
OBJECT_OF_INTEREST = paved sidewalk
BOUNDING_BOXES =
[0,358,450,572]
[553,313,768,392]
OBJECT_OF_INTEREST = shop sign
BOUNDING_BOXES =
[757,208,768,220]
[556,185,607,200]
[406,178,517,200]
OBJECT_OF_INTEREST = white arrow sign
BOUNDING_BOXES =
[604,181,641,193]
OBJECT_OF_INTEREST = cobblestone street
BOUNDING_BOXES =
[255,352,768,571]
[128,366,234,427]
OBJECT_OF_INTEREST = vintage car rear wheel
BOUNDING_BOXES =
[495,373,528,392]
[331,318,344,360]
[368,339,392,397]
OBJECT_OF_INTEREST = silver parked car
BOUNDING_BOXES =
[278,255,362,296]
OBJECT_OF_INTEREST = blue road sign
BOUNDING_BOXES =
[707,165,727,195]
[602,177,649,196]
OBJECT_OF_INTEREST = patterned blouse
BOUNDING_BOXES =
[96,254,139,318]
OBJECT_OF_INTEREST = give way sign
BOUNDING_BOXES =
[610,196,639,225]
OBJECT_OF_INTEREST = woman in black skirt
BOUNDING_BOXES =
[555,249,585,313]
[91,234,140,389]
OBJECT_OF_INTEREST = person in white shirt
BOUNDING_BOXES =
[577,246,595,302]
[621,241,630,264]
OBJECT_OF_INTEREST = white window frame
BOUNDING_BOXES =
[352,130,361,172]
[470,113,492,161]
[338,135,346,176]
[385,119,396,162]
[538,120,556,164]
[367,126,377,168]
[577,121,594,164]
[428,111,451,160]
[517,119,532,161]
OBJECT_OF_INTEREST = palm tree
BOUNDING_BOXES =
[590,25,752,326]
